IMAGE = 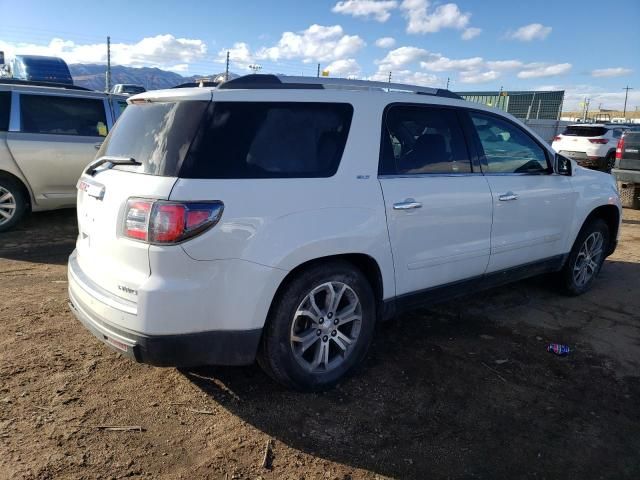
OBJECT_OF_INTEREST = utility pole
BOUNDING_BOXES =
[388,71,392,83]
[446,77,450,89]
[623,85,633,118]
[105,36,111,93]
[317,63,320,78]
[225,51,230,81]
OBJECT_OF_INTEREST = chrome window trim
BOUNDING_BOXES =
[378,172,482,179]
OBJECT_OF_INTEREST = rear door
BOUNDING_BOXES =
[7,92,109,205]
[619,132,640,170]
[465,110,577,272]
[378,104,493,297]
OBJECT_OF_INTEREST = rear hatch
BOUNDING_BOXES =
[74,90,212,302]
[554,125,610,154]
[618,131,640,170]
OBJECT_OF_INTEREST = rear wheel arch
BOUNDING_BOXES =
[267,253,385,327]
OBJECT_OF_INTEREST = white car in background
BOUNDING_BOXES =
[68,75,621,391]
[0,80,127,231]
[552,124,624,172]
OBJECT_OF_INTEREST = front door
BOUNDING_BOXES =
[466,110,577,273]
[378,104,493,297]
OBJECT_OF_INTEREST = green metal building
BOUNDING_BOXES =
[456,90,565,120]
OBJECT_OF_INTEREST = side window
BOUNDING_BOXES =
[19,94,108,137]
[380,105,471,175]
[182,102,353,179]
[0,92,10,132]
[469,112,549,173]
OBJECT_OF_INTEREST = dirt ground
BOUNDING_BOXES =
[1,208,639,480]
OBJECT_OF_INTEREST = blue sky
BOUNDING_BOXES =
[1,0,638,110]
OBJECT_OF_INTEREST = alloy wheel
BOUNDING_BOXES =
[0,186,17,226]
[573,231,604,287]
[290,281,362,373]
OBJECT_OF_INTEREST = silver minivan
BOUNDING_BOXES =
[0,80,127,231]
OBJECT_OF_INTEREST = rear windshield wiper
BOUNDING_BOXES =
[85,156,142,176]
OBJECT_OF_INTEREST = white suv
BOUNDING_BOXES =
[552,124,624,172]
[68,75,621,390]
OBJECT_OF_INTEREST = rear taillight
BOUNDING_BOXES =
[123,199,223,244]
[553,135,561,142]
[588,138,608,144]
[616,137,625,159]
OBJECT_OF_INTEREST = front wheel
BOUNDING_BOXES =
[258,260,376,391]
[558,219,609,296]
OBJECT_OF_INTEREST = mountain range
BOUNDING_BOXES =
[69,64,234,91]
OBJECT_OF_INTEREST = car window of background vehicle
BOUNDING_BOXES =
[19,94,107,137]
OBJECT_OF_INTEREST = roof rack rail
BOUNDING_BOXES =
[0,78,92,91]
[218,74,461,99]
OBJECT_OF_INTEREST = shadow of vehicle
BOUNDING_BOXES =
[0,209,77,265]
[182,266,640,479]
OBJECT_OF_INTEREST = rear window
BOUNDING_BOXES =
[182,102,353,179]
[97,101,209,176]
[0,92,10,131]
[101,101,354,178]
[20,94,108,136]
[562,126,608,137]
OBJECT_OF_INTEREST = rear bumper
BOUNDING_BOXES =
[559,151,609,170]
[68,259,263,367]
[612,169,640,184]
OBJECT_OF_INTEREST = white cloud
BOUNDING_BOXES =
[517,62,571,79]
[591,67,633,78]
[461,27,481,40]
[375,46,432,70]
[420,56,484,72]
[0,35,207,70]
[332,0,398,22]
[401,0,471,34]
[547,84,640,111]
[375,36,396,48]
[324,58,362,77]
[216,42,254,70]
[459,70,500,83]
[508,23,552,41]
[369,69,438,86]
[485,59,523,70]
[257,24,365,63]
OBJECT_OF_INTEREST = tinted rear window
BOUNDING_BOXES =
[97,101,210,175]
[562,126,608,137]
[181,102,353,179]
[0,92,10,131]
[20,94,108,136]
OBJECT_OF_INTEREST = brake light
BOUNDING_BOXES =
[553,135,561,142]
[588,138,608,144]
[123,199,223,244]
[616,137,625,159]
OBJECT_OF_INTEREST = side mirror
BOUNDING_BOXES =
[556,154,572,176]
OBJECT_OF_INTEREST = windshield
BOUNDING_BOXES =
[123,86,146,94]
[562,126,608,137]
[96,100,210,176]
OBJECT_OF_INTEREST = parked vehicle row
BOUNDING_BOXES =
[551,123,627,172]
[0,80,127,231]
[67,75,621,391]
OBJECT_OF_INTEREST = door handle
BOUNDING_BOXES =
[498,192,518,201]
[393,200,422,210]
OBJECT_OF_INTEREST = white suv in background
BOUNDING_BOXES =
[68,75,621,391]
[552,124,624,172]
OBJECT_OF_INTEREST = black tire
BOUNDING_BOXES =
[0,176,29,233]
[604,152,615,173]
[558,219,609,296]
[258,260,376,391]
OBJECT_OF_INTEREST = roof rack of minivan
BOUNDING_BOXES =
[218,74,462,99]
[0,78,92,91]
